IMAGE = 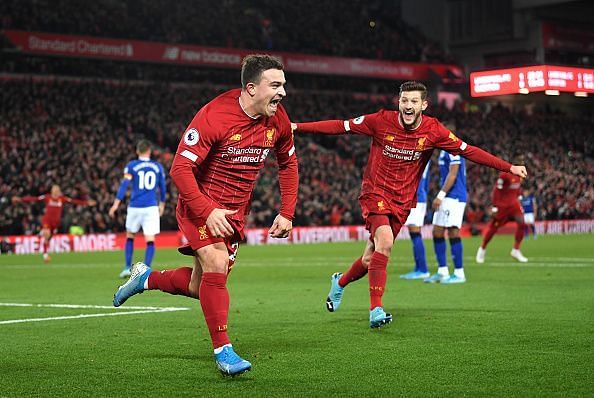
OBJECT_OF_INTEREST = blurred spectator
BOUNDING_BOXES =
[0,77,592,236]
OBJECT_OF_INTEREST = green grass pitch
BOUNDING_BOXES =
[0,234,592,397]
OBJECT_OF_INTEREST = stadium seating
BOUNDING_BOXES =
[0,78,591,235]
[1,0,451,62]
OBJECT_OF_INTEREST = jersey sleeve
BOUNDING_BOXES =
[116,162,133,200]
[344,112,382,137]
[448,153,461,165]
[295,111,381,137]
[274,107,299,221]
[170,110,221,220]
[433,122,512,172]
[158,162,167,203]
[63,196,90,206]
[21,195,46,203]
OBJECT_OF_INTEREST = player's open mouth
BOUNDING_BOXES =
[402,109,415,123]
[269,98,282,111]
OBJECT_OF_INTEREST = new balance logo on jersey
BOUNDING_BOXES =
[229,133,241,141]
[385,134,395,142]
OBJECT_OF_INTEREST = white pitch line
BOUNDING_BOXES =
[0,302,191,325]
[0,303,187,310]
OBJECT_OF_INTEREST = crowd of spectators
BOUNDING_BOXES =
[1,0,452,63]
[1,77,592,236]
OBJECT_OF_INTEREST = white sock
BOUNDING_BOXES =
[437,266,449,276]
[143,277,149,290]
[454,268,465,278]
[214,343,232,355]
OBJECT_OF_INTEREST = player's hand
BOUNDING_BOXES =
[432,198,442,211]
[88,200,97,206]
[158,202,165,216]
[108,204,118,218]
[268,214,292,238]
[206,208,238,238]
[11,196,21,204]
[510,165,527,179]
[290,122,298,133]
[491,207,498,214]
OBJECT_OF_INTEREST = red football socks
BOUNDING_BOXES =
[514,222,525,249]
[338,257,368,287]
[199,272,230,349]
[42,238,49,255]
[481,223,498,248]
[368,251,389,310]
[147,267,194,298]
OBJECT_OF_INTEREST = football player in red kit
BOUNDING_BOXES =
[476,155,528,263]
[13,184,96,262]
[113,55,298,376]
[293,81,527,328]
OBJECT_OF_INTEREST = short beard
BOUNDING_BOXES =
[400,113,420,130]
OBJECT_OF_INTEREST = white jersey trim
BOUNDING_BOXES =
[181,150,198,162]
[460,142,468,151]
[288,145,296,156]
[344,120,350,131]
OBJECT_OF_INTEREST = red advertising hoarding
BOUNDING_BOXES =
[2,220,592,256]
[2,30,464,82]
[470,65,594,97]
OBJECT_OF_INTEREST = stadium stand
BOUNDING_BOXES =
[1,77,592,235]
[1,0,451,62]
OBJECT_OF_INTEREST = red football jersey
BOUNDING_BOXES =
[171,89,298,233]
[22,194,88,223]
[297,110,511,217]
[492,172,522,207]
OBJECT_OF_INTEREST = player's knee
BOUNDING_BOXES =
[361,254,372,268]
[447,227,460,238]
[374,238,393,256]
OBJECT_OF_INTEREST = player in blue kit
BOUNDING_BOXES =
[400,161,431,280]
[425,149,467,284]
[109,140,167,278]
[520,189,538,239]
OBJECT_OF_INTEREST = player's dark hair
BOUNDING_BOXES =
[136,139,151,154]
[241,54,284,88]
[399,81,428,100]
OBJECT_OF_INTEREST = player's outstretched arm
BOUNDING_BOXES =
[293,120,347,135]
[510,165,527,178]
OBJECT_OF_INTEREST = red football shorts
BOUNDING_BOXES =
[176,211,241,271]
[491,202,524,227]
[41,217,59,234]
[365,211,408,241]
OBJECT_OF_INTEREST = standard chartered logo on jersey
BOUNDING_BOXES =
[383,145,422,161]
[223,147,270,163]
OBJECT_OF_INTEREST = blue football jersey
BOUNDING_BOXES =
[521,195,535,213]
[438,150,467,202]
[116,158,166,208]
[416,160,431,203]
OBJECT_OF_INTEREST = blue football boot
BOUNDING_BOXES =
[113,262,151,307]
[326,272,344,312]
[215,346,252,376]
[369,307,393,329]
[400,271,430,280]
